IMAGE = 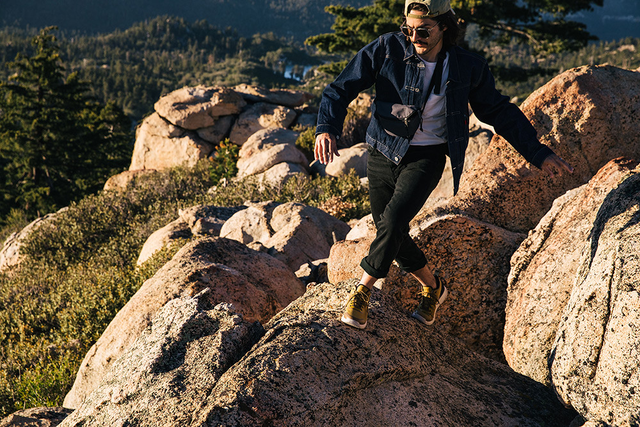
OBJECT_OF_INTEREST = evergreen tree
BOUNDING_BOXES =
[306,0,602,57]
[0,27,132,221]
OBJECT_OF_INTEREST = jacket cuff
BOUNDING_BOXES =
[530,145,555,169]
[315,124,341,138]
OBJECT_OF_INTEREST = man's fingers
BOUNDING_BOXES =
[542,154,574,177]
[314,133,339,164]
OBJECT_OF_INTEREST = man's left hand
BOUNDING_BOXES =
[541,154,574,178]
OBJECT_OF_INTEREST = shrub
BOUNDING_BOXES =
[209,140,240,184]
[294,126,316,163]
[0,158,370,417]
[207,169,369,222]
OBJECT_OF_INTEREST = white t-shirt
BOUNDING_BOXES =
[410,52,450,146]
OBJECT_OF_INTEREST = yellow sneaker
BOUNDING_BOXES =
[340,284,371,329]
[412,276,448,325]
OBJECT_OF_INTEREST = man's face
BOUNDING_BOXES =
[404,15,445,60]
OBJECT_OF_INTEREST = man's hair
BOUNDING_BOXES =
[407,3,462,47]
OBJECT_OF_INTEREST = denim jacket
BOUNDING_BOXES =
[316,32,553,194]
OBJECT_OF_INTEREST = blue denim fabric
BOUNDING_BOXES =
[316,32,554,194]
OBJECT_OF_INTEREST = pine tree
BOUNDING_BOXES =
[0,27,132,221]
[306,0,602,56]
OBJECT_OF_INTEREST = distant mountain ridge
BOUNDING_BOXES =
[0,0,370,42]
[569,0,640,41]
[2,0,639,42]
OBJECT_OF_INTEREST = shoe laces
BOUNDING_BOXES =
[347,288,370,312]
[417,286,438,309]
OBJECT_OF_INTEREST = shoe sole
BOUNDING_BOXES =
[412,285,448,326]
[341,314,367,329]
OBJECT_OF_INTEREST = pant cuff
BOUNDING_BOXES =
[360,257,388,279]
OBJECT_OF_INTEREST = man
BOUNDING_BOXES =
[315,0,573,330]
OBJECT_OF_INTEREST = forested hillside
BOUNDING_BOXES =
[1,17,322,120]
[0,0,371,42]
[2,17,638,123]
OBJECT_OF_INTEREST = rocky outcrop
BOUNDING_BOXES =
[136,205,245,265]
[504,160,640,425]
[103,169,158,192]
[504,158,638,385]
[427,65,640,234]
[220,201,351,271]
[13,248,604,427]
[551,169,640,426]
[36,65,640,425]
[59,281,577,427]
[63,237,305,409]
[236,128,308,180]
[328,214,525,361]
[0,407,72,427]
[0,207,68,273]
[129,84,313,172]
[59,290,264,427]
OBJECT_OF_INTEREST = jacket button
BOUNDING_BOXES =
[394,156,399,161]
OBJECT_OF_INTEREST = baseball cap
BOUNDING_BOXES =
[404,0,451,17]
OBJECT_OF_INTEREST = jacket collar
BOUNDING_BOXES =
[444,45,461,83]
[401,36,460,83]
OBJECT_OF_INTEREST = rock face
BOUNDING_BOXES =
[0,407,72,427]
[103,169,159,192]
[328,214,525,361]
[130,112,215,171]
[504,160,640,425]
[153,86,246,130]
[128,85,313,173]
[0,207,68,273]
[550,169,640,426]
[220,201,351,271]
[324,142,369,178]
[136,205,245,265]
[228,102,297,146]
[504,158,638,385]
[63,237,305,409]
[59,290,264,427]
[433,65,640,233]
[59,281,577,427]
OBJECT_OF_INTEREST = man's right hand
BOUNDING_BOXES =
[314,133,340,165]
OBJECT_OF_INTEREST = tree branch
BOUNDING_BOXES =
[480,21,541,47]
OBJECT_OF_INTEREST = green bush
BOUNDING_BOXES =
[294,127,316,163]
[209,140,240,184]
[0,156,370,417]
[208,170,369,222]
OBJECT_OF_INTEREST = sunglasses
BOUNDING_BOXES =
[400,22,439,39]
